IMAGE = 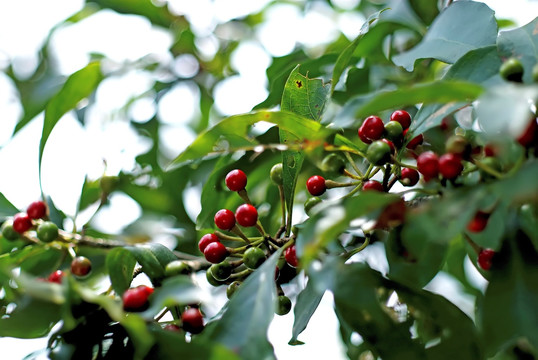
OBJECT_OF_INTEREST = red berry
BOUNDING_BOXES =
[467,211,490,233]
[358,125,372,144]
[203,241,228,264]
[484,144,496,157]
[70,256,92,277]
[12,213,32,233]
[198,233,218,253]
[400,168,419,186]
[285,245,299,268]
[235,204,258,227]
[517,117,537,147]
[48,270,65,284]
[416,151,439,180]
[181,308,204,334]
[164,324,181,332]
[405,131,424,150]
[123,285,153,312]
[438,153,463,179]
[214,209,236,230]
[306,175,326,196]
[225,169,247,192]
[478,248,495,271]
[360,116,384,141]
[380,138,395,153]
[27,201,47,219]
[362,180,384,192]
[390,110,411,130]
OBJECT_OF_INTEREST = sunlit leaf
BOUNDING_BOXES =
[106,247,137,296]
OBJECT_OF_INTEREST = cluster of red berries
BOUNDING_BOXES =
[43,256,93,284]
[1,200,61,243]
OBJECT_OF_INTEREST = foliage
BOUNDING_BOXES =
[1,1,537,359]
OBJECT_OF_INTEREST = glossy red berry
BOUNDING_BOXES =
[467,211,490,233]
[70,256,92,277]
[12,213,32,233]
[198,233,218,253]
[181,308,204,334]
[285,245,299,268]
[214,209,236,230]
[517,117,537,147]
[163,324,181,332]
[405,131,424,150]
[438,153,463,179]
[306,175,326,196]
[123,285,153,312]
[360,116,384,141]
[203,241,228,264]
[390,110,411,130]
[235,204,258,227]
[48,270,65,284]
[478,248,495,271]
[400,168,419,186]
[358,126,372,144]
[225,169,247,192]
[416,151,439,180]
[27,201,47,219]
[362,180,384,192]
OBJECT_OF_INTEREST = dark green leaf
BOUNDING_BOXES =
[77,176,102,215]
[393,1,497,71]
[106,247,137,296]
[0,191,19,219]
[125,243,177,285]
[408,0,439,25]
[289,278,324,345]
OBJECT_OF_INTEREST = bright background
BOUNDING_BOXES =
[0,0,537,359]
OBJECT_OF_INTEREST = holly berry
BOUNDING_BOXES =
[478,248,495,271]
[400,168,419,187]
[225,169,247,192]
[360,116,384,141]
[366,140,391,166]
[358,125,372,144]
[438,153,463,179]
[517,117,537,147]
[306,175,326,196]
[214,209,236,230]
[37,221,59,243]
[285,245,299,268]
[270,163,283,185]
[163,324,181,332]
[384,121,403,142]
[209,261,232,281]
[48,270,65,284]
[500,57,524,83]
[416,151,439,180]
[71,256,92,278]
[275,295,292,316]
[198,233,218,253]
[405,132,424,150]
[243,247,266,269]
[479,157,502,181]
[27,201,47,219]
[12,213,32,234]
[226,281,241,299]
[1,221,19,241]
[123,285,153,312]
[467,211,490,233]
[235,204,258,227]
[203,241,228,264]
[362,180,384,192]
[206,268,225,286]
[181,308,204,334]
[390,110,411,130]
[304,197,322,216]
[165,260,190,277]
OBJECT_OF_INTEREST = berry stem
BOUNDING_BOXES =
[155,308,170,322]
[255,222,267,237]
[382,164,392,191]
[463,233,481,255]
[237,189,252,205]
[344,152,364,177]
[278,185,286,227]
[472,159,504,179]
[215,231,259,242]
[342,169,362,180]
[325,180,360,189]
[229,268,253,279]
[391,157,418,170]
[343,236,370,261]
[231,225,251,243]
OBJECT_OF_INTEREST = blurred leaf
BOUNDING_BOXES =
[497,17,538,84]
[39,62,103,180]
[106,247,137,296]
[289,278,324,345]
[19,246,64,277]
[393,2,497,71]
[77,176,102,215]
[87,0,180,28]
[206,249,283,360]
[333,133,368,153]
[169,110,331,169]
[0,191,19,219]
[408,0,439,26]
[125,243,177,285]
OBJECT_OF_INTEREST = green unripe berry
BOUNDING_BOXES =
[445,135,471,157]
[275,295,292,316]
[226,281,241,299]
[37,221,59,243]
[384,121,403,142]
[209,261,233,281]
[270,163,283,185]
[1,221,19,241]
[304,197,322,216]
[165,260,190,277]
[206,268,225,287]
[243,247,266,269]
[500,57,524,83]
[320,153,346,174]
[366,141,392,165]
[532,63,538,83]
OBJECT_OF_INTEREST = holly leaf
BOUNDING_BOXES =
[106,247,137,296]
[125,243,177,285]
[0,191,19,219]
[289,278,324,345]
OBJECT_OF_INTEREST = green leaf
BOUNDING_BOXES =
[408,0,439,25]
[333,133,368,153]
[0,191,19,219]
[497,17,538,84]
[125,243,177,285]
[206,249,283,360]
[87,0,180,28]
[168,110,330,168]
[393,1,497,71]
[76,176,102,215]
[353,80,483,119]
[106,247,137,296]
[289,278,324,345]
[39,62,103,179]
[331,9,387,92]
